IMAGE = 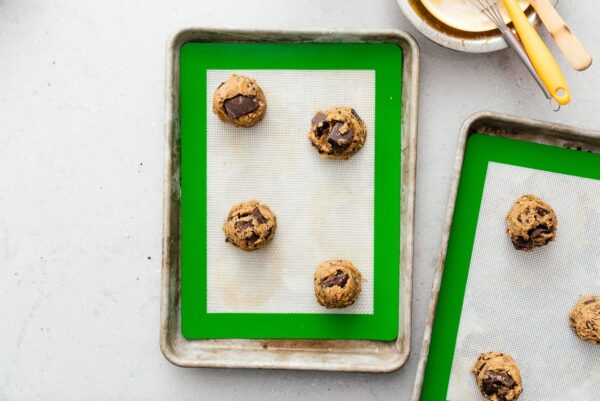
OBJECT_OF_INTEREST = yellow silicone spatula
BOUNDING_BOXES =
[501,0,571,105]
[529,0,592,71]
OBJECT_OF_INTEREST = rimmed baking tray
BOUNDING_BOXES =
[160,28,420,371]
[412,111,600,400]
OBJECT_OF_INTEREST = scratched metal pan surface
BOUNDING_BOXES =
[411,111,600,400]
[160,28,420,371]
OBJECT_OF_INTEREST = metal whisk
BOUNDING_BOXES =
[469,0,552,101]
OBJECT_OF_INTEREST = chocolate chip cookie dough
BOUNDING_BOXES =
[212,74,267,127]
[506,195,557,251]
[314,260,362,308]
[223,200,276,251]
[569,295,600,344]
[308,107,367,160]
[472,352,523,401]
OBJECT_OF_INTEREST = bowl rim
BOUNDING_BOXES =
[397,0,554,54]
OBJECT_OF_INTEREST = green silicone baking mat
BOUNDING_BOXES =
[180,43,402,340]
[420,133,600,400]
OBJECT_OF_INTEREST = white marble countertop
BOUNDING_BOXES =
[1,0,598,399]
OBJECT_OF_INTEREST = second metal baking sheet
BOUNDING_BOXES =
[420,133,600,400]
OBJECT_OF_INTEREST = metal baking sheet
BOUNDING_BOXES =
[160,28,420,371]
[412,111,600,399]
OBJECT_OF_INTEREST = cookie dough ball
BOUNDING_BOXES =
[569,295,600,344]
[223,200,276,251]
[314,260,362,308]
[308,107,367,160]
[506,195,557,251]
[472,352,523,401]
[212,74,266,127]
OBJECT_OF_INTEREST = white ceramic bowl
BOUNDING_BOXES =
[397,0,558,53]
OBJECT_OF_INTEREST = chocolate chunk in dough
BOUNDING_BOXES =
[308,106,367,159]
[311,112,327,126]
[234,219,255,232]
[246,232,260,244]
[251,207,267,224]
[212,74,267,127]
[314,260,361,308]
[321,270,349,288]
[223,200,277,251]
[316,121,330,138]
[312,112,330,138]
[350,108,362,122]
[223,95,259,119]
[327,122,354,148]
[529,225,551,239]
[482,371,515,396]
[511,236,531,251]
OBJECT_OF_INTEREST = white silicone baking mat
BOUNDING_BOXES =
[446,162,600,401]
[205,69,375,314]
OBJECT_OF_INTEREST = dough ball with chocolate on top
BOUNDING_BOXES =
[569,295,600,344]
[472,352,523,401]
[223,200,276,251]
[314,260,362,308]
[212,74,267,127]
[506,194,557,251]
[308,106,367,160]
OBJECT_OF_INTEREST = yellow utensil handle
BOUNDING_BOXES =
[501,0,571,105]
[529,0,592,71]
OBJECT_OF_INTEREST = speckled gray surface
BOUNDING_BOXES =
[0,0,598,399]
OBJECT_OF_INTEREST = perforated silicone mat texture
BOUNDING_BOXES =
[206,69,375,314]
[447,162,600,401]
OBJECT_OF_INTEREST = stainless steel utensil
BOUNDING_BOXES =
[469,0,551,100]
[530,0,592,71]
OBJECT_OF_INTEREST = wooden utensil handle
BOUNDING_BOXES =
[530,0,592,71]
[502,0,571,105]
